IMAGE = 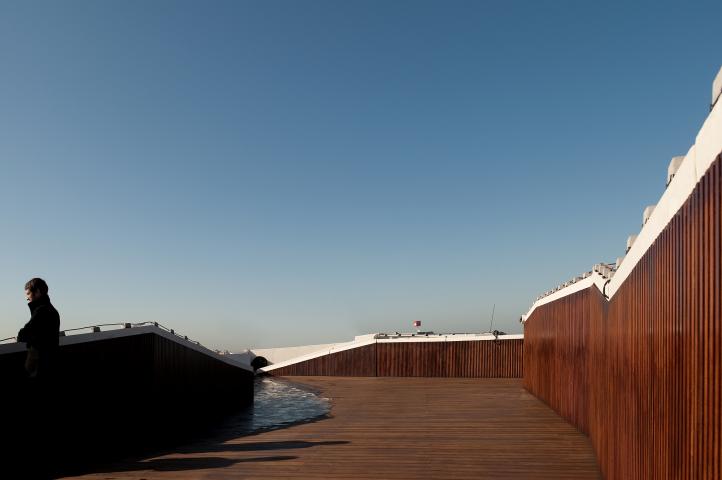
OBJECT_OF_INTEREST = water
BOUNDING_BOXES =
[249,377,331,431]
[207,377,331,438]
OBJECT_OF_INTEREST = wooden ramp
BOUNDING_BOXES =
[63,378,600,479]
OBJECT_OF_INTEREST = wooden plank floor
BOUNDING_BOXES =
[62,377,601,479]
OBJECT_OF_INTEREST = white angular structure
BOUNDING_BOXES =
[626,234,637,253]
[667,156,685,186]
[713,66,722,109]
[643,205,656,225]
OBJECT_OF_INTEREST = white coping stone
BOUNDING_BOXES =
[0,325,253,372]
[258,333,524,373]
[524,87,722,320]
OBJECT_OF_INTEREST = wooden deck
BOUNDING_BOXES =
[62,377,600,479]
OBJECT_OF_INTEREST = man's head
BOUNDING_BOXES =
[25,278,49,303]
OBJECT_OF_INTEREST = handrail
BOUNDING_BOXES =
[375,331,505,339]
[1,322,208,351]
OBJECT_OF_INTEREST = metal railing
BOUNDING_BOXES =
[0,321,211,354]
[375,331,509,340]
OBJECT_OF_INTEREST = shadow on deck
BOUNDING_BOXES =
[60,377,600,479]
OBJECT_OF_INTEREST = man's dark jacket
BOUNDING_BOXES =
[17,295,60,373]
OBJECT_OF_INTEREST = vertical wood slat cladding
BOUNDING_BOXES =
[270,344,378,376]
[0,332,254,413]
[523,153,722,479]
[152,334,254,405]
[59,333,254,408]
[270,339,523,377]
[377,340,523,377]
[0,331,254,475]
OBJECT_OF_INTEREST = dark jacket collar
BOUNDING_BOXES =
[28,294,51,312]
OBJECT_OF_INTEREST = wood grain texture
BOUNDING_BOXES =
[0,331,254,476]
[378,340,523,377]
[270,340,523,377]
[523,153,722,479]
[62,377,600,480]
[152,334,254,404]
[270,344,378,376]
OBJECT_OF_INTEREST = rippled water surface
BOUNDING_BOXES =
[207,377,331,438]
[250,377,331,430]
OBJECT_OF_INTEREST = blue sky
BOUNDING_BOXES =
[0,0,719,349]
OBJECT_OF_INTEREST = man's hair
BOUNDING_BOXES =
[25,278,49,296]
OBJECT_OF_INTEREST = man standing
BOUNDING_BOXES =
[17,277,60,379]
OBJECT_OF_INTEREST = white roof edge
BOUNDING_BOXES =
[376,333,524,343]
[0,325,253,372]
[259,333,524,373]
[523,93,722,321]
[523,273,607,320]
[259,337,378,372]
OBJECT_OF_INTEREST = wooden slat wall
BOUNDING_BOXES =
[270,344,378,376]
[152,334,254,405]
[269,339,523,377]
[522,289,593,434]
[0,331,254,406]
[378,340,523,377]
[0,331,254,475]
[523,153,722,479]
